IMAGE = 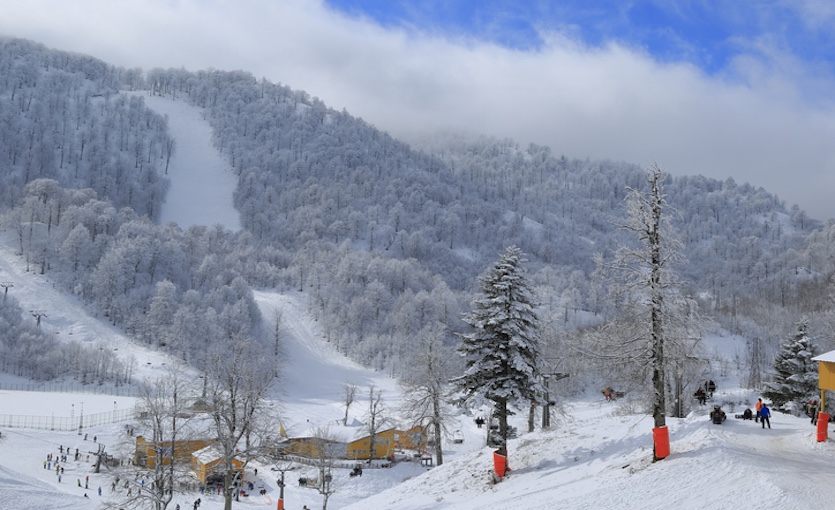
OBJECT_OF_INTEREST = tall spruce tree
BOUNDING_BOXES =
[763,318,819,413]
[450,245,543,457]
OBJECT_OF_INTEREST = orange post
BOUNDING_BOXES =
[493,450,507,478]
[277,498,284,510]
[652,426,670,459]
[817,413,829,442]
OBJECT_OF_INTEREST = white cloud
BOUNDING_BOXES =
[1,0,834,219]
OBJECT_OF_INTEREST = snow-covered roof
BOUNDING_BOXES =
[193,444,226,465]
[812,349,835,363]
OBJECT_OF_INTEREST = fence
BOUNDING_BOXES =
[0,408,136,431]
[0,382,142,396]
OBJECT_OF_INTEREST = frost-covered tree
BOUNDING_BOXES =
[592,165,701,451]
[450,245,543,457]
[342,382,357,426]
[310,426,343,510]
[399,321,456,466]
[361,385,389,463]
[763,318,819,413]
[203,341,276,510]
[115,367,194,510]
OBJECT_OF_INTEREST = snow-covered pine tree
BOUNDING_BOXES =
[762,318,819,413]
[450,245,543,457]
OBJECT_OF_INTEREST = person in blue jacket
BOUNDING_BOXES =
[759,403,771,429]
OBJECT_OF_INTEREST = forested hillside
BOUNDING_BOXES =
[1,37,833,394]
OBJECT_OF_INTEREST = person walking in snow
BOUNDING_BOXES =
[809,400,819,425]
[759,402,771,429]
[755,398,763,423]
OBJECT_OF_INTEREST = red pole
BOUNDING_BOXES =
[277,498,284,510]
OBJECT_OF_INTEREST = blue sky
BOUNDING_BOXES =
[325,0,835,84]
[1,0,835,219]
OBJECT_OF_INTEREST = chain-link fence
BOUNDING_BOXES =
[0,382,141,396]
[0,408,136,431]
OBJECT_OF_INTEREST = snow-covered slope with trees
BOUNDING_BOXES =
[2,40,835,510]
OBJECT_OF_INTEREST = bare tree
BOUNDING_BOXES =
[109,366,196,510]
[204,339,276,510]
[399,321,455,465]
[362,385,389,463]
[311,426,343,510]
[342,382,357,426]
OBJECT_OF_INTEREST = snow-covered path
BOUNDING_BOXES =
[705,414,835,506]
[343,401,835,510]
[0,230,175,375]
[251,290,402,432]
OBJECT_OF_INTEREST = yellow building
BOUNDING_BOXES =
[134,436,213,469]
[191,445,245,486]
[279,437,347,459]
[346,426,427,460]
[386,425,428,451]
[346,434,392,460]
[812,350,835,409]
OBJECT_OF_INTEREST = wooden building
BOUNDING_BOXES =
[191,445,245,486]
[134,436,213,469]
[346,425,427,460]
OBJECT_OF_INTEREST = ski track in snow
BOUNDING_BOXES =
[128,92,241,232]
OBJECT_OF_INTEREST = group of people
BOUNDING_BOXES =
[706,395,772,429]
[754,398,771,428]
[694,380,717,405]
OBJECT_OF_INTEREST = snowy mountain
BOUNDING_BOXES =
[2,37,830,393]
[2,90,835,510]
[2,256,834,510]
[3,227,835,510]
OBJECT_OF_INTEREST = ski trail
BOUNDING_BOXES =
[251,290,398,430]
[126,92,240,231]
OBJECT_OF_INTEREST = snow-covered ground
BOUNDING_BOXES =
[2,94,834,510]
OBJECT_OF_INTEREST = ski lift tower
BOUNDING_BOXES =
[541,372,569,429]
[0,282,12,301]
